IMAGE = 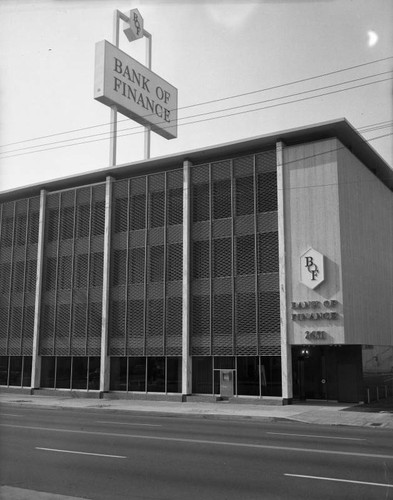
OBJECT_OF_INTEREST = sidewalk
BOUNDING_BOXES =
[1,392,392,429]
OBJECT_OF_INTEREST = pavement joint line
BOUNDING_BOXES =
[96,421,162,427]
[3,423,393,460]
[284,473,393,488]
[36,447,126,459]
[267,432,366,441]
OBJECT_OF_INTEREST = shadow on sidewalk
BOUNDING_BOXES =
[342,397,393,413]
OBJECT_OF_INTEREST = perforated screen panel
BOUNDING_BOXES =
[1,148,282,371]
[0,196,40,356]
[191,150,280,357]
[109,169,183,357]
[40,185,105,356]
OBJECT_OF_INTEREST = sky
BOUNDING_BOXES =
[0,0,392,192]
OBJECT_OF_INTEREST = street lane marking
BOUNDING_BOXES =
[285,473,393,488]
[2,424,393,460]
[267,432,366,441]
[36,447,126,459]
[97,421,162,427]
[0,413,22,417]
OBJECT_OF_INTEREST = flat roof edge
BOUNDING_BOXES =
[1,118,392,201]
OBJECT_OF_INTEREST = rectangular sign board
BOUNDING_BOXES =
[94,40,178,140]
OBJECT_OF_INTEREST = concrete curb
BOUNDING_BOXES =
[1,393,392,429]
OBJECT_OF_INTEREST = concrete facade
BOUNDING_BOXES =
[0,119,392,404]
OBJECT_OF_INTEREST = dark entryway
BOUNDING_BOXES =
[292,345,362,403]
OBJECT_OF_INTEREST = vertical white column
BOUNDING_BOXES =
[182,160,192,396]
[277,141,292,404]
[100,176,113,394]
[109,10,120,167]
[109,107,117,167]
[31,189,46,391]
[144,30,152,160]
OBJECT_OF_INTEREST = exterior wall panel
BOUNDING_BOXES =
[283,139,345,345]
[338,143,393,345]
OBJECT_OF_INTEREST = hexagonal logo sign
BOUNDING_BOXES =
[300,248,325,289]
[123,9,144,42]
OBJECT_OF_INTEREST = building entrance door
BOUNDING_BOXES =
[292,345,362,402]
[292,346,335,401]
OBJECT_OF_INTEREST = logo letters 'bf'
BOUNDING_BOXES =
[305,256,319,281]
[123,9,144,42]
[300,248,324,289]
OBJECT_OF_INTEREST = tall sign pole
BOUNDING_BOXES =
[94,9,178,167]
[109,9,152,166]
[144,30,152,160]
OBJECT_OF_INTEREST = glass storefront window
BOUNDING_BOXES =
[128,357,146,392]
[56,357,71,389]
[22,357,32,387]
[261,356,282,396]
[237,357,259,396]
[107,357,182,393]
[147,357,165,392]
[192,357,212,394]
[362,345,393,401]
[9,357,22,386]
[72,357,88,389]
[0,356,9,385]
[41,357,55,388]
[110,357,127,391]
[88,357,100,390]
[214,370,220,395]
[192,356,281,397]
[214,357,235,369]
[0,356,32,387]
[167,357,181,393]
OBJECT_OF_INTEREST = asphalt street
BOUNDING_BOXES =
[1,404,393,500]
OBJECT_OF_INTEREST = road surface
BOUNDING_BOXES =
[1,404,392,499]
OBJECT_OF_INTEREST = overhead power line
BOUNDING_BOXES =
[2,70,392,155]
[1,73,392,159]
[1,55,392,149]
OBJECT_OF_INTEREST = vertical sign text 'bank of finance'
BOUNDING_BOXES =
[94,40,178,140]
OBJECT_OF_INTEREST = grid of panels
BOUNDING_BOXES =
[109,169,183,357]
[190,151,280,357]
[40,185,105,356]
[0,148,281,374]
[0,196,40,356]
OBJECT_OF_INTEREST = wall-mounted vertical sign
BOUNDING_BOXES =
[300,247,325,289]
[94,40,178,140]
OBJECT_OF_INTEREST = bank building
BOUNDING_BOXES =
[1,119,392,404]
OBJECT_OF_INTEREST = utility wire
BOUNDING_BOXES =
[1,74,392,158]
[2,70,392,155]
[1,55,392,149]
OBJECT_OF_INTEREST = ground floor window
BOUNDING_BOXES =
[0,356,32,387]
[110,356,182,393]
[192,356,282,397]
[40,356,100,390]
[362,345,393,402]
